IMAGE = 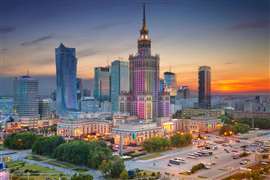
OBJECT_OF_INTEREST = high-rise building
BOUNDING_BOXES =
[198,66,211,109]
[111,60,129,112]
[0,97,13,115]
[128,4,160,120]
[160,79,165,93]
[39,99,53,119]
[14,75,39,118]
[164,71,177,96]
[177,86,190,99]
[93,66,111,101]
[76,78,83,110]
[81,97,99,113]
[55,43,78,115]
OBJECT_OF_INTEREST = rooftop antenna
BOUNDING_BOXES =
[26,69,30,76]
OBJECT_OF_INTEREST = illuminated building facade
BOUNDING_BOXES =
[121,5,160,120]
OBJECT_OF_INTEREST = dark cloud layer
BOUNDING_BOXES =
[91,21,131,31]
[230,20,270,30]
[77,48,100,58]
[21,35,53,46]
[0,26,16,34]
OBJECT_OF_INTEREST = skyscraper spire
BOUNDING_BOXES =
[143,3,146,31]
[140,3,148,36]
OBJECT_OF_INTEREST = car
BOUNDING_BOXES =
[240,160,248,165]
[169,159,181,165]
[224,149,230,153]
[205,165,211,169]
[187,155,197,159]
[261,161,268,165]
[232,154,240,159]
[176,157,185,161]
[232,149,238,153]
[194,152,203,156]
[168,163,172,166]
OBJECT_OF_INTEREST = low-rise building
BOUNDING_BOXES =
[57,112,112,138]
[172,116,221,133]
[112,122,163,145]
[181,108,224,118]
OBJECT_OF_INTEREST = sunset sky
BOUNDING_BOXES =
[0,0,269,95]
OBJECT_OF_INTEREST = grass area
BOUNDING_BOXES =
[26,154,50,162]
[46,159,77,169]
[138,152,161,160]
[0,144,5,150]
[26,154,88,173]
[6,160,69,180]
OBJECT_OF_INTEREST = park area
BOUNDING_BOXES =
[6,160,69,180]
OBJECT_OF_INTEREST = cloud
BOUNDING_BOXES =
[0,48,8,53]
[77,48,100,58]
[21,35,53,46]
[230,20,270,30]
[0,26,16,34]
[91,21,130,31]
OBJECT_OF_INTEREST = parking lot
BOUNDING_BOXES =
[125,133,268,179]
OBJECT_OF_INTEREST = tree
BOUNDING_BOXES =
[99,160,111,175]
[191,163,205,173]
[32,136,65,156]
[170,133,192,147]
[219,115,232,124]
[219,125,233,136]
[237,118,270,129]
[120,170,128,179]
[53,140,112,169]
[4,132,37,149]
[232,123,249,134]
[143,137,170,152]
[110,156,126,178]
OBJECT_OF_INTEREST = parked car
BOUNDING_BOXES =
[224,149,230,153]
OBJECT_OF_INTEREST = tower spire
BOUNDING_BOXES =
[140,3,148,35]
[143,3,146,30]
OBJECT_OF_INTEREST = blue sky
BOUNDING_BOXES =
[0,0,269,95]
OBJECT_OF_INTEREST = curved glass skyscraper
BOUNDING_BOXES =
[55,43,78,115]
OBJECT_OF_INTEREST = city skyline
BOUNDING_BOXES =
[0,0,269,95]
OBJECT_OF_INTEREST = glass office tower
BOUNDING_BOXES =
[55,43,78,115]
[111,60,129,112]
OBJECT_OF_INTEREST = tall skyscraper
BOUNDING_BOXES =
[128,4,160,120]
[93,66,111,102]
[14,75,39,118]
[55,43,78,115]
[76,78,83,110]
[164,71,177,96]
[111,60,129,112]
[198,66,211,109]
